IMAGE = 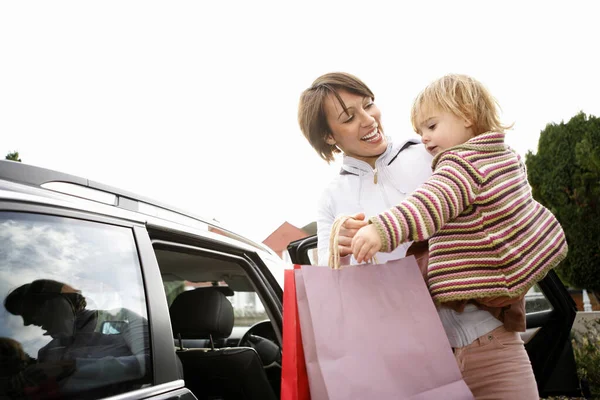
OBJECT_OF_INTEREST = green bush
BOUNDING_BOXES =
[525,112,600,291]
[571,319,600,398]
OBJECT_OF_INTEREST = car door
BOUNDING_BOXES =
[143,225,285,396]
[0,204,196,400]
[287,235,582,398]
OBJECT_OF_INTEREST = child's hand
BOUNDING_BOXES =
[337,213,369,257]
[351,224,382,263]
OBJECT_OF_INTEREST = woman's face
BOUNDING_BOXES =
[323,90,387,167]
[22,295,75,338]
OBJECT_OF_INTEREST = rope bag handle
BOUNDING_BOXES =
[328,215,378,270]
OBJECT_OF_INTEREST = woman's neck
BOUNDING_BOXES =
[352,154,380,169]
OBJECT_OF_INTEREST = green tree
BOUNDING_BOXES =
[5,151,21,162]
[526,112,600,292]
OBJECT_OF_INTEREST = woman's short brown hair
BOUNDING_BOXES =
[298,72,375,163]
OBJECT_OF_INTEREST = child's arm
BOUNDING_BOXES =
[368,152,483,252]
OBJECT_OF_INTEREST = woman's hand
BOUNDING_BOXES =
[337,213,369,257]
[351,224,382,263]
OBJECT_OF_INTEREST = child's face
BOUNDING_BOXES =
[415,108,475,156]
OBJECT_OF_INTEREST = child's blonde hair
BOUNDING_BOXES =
[0,337,30,377]
[410,74,513,136]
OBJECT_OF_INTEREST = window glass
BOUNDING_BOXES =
[307,248,318,266]
[229,289,267,329]
[164,280,267,328]
[0,212,151,399]
[525,284,553,313]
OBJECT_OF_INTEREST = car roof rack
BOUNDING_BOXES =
[0,160,267,252]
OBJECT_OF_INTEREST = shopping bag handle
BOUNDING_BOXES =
[328,215,377,270]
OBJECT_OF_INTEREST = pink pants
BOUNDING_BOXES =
[453,326,539,400]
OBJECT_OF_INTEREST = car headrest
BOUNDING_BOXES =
[169,289,234,339]
[197,286,234,297]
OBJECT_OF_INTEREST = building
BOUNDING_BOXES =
[262,221,316,263]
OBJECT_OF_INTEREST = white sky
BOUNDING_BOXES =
[2,1,599,243]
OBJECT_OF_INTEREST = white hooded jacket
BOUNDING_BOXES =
[316,136,433,265]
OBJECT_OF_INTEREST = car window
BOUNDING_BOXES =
[164,280,268,329]
[525,284,553,313]
[230,288,268,328]
[282,247,318,266]
[0,212,151,399]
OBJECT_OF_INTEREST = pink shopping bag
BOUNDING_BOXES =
[295,267,330,400]
[295,256,473,400]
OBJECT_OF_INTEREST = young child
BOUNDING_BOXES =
[352,73,567,302]
[0,337,34,398]
[351,73,568,399]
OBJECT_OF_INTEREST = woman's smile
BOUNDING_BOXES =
[361,127,383,143]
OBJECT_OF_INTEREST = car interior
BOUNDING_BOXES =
[153,244,281,400]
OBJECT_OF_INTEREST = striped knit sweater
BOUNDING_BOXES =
[370,132,568,303]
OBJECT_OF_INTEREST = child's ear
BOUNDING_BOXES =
[463,118,473,128]
[325,134,336,145]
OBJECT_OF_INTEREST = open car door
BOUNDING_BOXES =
[287,235,583,398]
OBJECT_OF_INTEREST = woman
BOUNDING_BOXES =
[297,72,534,399]
[297,72,432,265]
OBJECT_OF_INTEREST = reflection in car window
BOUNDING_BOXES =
[0,212,151,399]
